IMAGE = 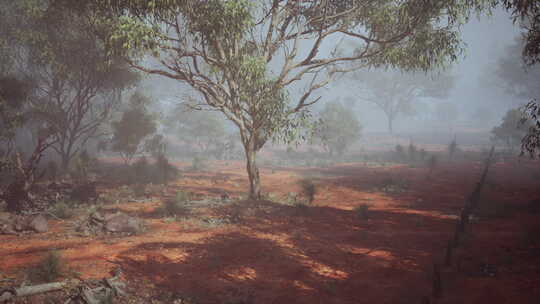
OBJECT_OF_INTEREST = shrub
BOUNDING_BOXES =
[191,156,207,171]
[28,250,65,283]
[354,204,370,219]
[50,201,74,219]
[158,190,191,217]
[285,192,298,205]
[299,179,317,204]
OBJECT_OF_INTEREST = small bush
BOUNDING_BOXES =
[158,190,191,217]
[50,201,74,219]
[285,192,298,205]
[28,250,65,283]
[354,204,370,220]
[191,156,207,171]
[299,179,317,204]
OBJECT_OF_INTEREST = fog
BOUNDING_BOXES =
[139,7,528,152]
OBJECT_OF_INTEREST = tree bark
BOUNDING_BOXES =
[243,140,261,200]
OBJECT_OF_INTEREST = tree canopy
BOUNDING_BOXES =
[349,68,455,133]
[80,0,499,199]
[313,101,362,156]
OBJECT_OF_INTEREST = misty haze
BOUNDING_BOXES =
[1,1,539,303]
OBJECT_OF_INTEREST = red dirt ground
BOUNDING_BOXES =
[1,159,539,303]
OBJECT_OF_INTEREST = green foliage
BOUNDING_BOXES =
[167,103,229,155]
[98,0,499,199]
[521,100,540,158]
[111,92,157,165]
[50,200,75,219]
[491,108,532,153]
[158,190,191,217]
[313,101,362,156]
[28,250,65,283]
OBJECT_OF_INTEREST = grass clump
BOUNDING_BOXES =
[354,204,370,220]
[27,250,65,283]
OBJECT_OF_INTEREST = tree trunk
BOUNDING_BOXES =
[243,141,261,200]
[387,117,394,134]
[61,154,70,173]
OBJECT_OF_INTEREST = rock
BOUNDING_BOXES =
[104,214,143,234]
[27,214,48,233]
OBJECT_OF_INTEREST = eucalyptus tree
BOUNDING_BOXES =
[502,0,540,65]
[350,69,455,133]
[6,0,139,171]
[96,0,497,199]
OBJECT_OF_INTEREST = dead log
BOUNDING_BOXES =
[0,281,69,302]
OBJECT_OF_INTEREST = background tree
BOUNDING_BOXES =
[167,101,229,157]
[97,0,497,199]
[7,2,140,171]
[111,92,157,165]
[521,101,540,157]
[350,69,455,133]
[502,0,540,65]
[494,37,540,102]
[313,101,362,156]
[491,108,532,153]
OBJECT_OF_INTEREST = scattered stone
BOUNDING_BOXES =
[104,213,144,234]
[0,213,49,234]
[27,214,48,233]
[77,211,144,235]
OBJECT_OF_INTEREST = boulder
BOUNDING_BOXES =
[104,213,143,234]
[27,214,48,233]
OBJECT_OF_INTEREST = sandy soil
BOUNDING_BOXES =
[1,159,539,303]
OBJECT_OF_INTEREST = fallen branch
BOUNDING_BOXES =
[0,281,70,302]
[0,269,124,303]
